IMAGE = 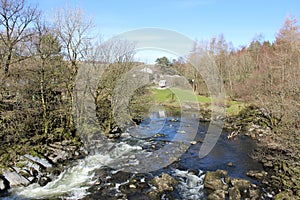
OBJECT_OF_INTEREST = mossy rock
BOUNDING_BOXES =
[274,190,297,200]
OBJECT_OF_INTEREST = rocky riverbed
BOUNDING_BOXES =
[0,139,87,197]
[1,112,273,200]
[224,105,300,199]
[2,105,299,199]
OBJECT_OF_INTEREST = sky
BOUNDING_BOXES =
[28,0,300,63]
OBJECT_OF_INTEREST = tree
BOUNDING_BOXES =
[32,18,63,136]
[274,15,300,84]
[155,56,171,66]
[54,6,94,71]
[53,5,94,130]
[0,0,39,75]
[94,39,136,136]
[248,35,263,70]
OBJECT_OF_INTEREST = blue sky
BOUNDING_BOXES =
[28,0,300,62]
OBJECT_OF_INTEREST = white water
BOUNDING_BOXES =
[4,140,207,200]
[4,142,143,200]
[3,115,208,200]
[172,169,205,200]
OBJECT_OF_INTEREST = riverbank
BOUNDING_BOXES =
[0,136,87,196]
[224,105,300,199]
[149,87,300,198]
[140,87,300,199]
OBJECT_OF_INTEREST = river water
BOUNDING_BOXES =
[3,113,263,200]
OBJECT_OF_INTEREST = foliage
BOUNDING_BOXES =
[155,56,171,66]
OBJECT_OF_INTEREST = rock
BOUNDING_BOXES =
[108,127,121,139]
[46,167,62,177]
[190,141,197,145]
[0,175,10,191]
[107,133,121,139]
[250,133,256,139]
[263,161,273,167]
[274,190,295,200]
[127,193,151,200]
[121,132,131,138]
[109,171,132,183]
[46,145,70,164]
[152,173,178,192]
[24,154,52,168]
[0,180,5,191]
[147,190,160,199]
[153,133,165,138]
[2,171,30,187]
[249,188,260,199]
[38,176,51,186]
[148,173,178,199]
[246,170,267,180]
[231,178,251,188]
[94,167,112,180]
[227,162,234,167]
[231,178,251,195]
[204,170,230,191]
[111,126,122,134]
[119,183,138,194]
[229,186,241,200]
[27,176,36,183]
[134,181,150,190]
[207,189,226,200]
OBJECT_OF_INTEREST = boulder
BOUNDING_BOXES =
[229,186,241,200]
[231,178,254,198]
[44,141,86,164]
[119,183,138,194]
[148,173,178,198]
[24,154,52,168]
[2,171,30,187]
[204,170,230,191]
[231,178,251,192]
[249,188,260,200]
[207,189,226,200]
[246,170,267,180]
[108,171,132,183]
[38,176,52,186]
[0,175,9,191]
[152,173,178,192]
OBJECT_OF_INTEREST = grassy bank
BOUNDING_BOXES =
[149,87,246,116]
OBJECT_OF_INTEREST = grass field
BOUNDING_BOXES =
[149,87,246,116]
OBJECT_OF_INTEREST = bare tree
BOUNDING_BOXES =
[54,5,94,72]
[53,5,94,130]
[94,39,136,136]
[0,0,39,75]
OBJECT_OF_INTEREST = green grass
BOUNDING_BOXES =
[151,88,175,103]
[226,100,247,116]
[149,87,246,116]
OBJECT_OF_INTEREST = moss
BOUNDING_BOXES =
[16,162,27,168]
[274,191,296,200]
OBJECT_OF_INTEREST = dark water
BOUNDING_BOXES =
[4,114,263,200]
[133,115,263,179]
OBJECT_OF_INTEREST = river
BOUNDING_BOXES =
[3,112,263,200]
